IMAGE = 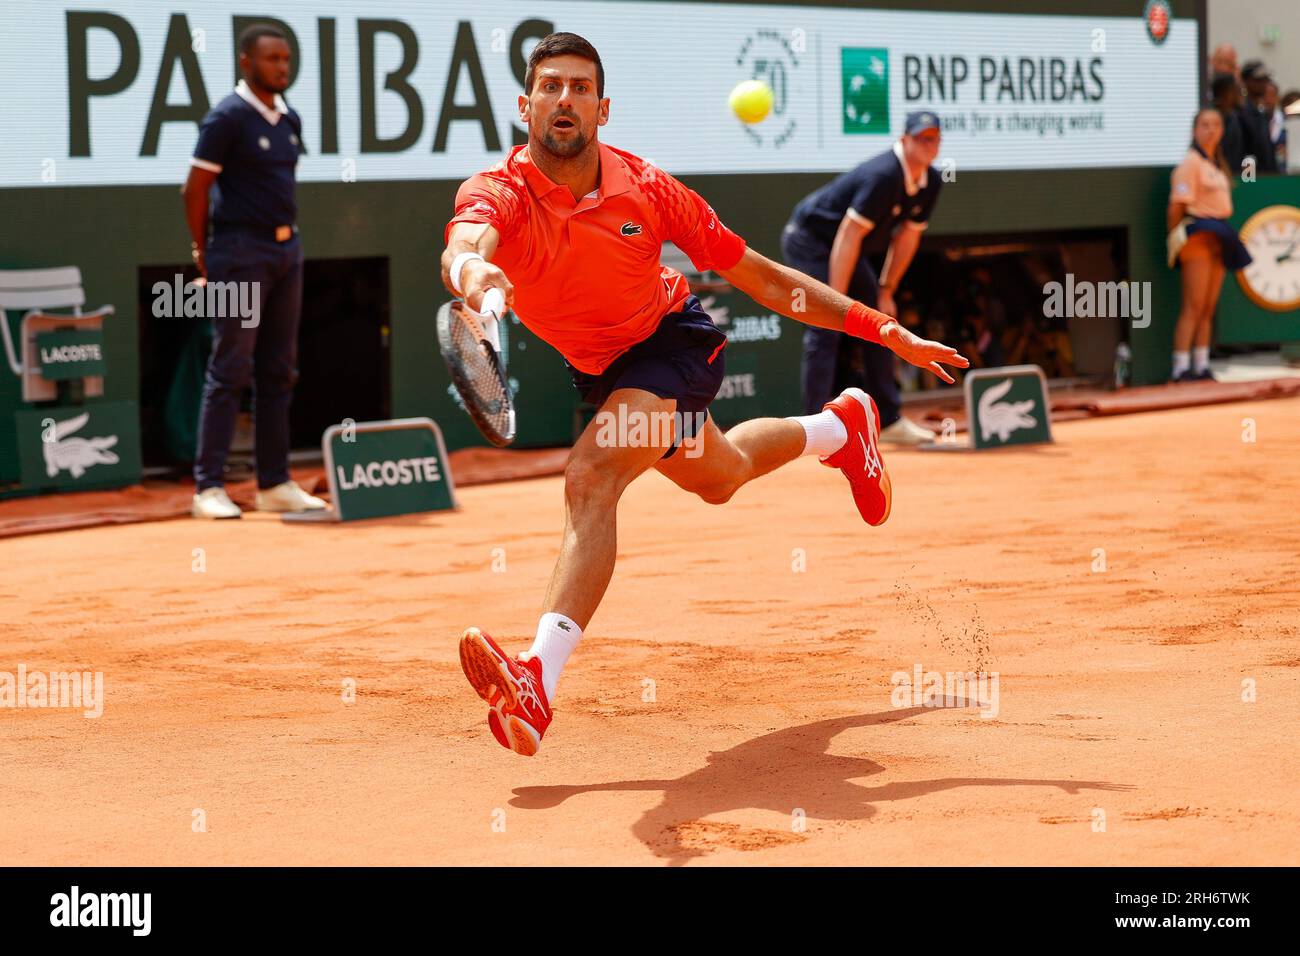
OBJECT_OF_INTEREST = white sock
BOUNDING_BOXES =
[792,409,849,457]
[525,612,581,700]
[1171,351,1190,377]
[1192,346,1210,373]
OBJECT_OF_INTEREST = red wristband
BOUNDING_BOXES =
[844,302,893,344]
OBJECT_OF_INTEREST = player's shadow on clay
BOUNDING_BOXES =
[511,703,1133,866]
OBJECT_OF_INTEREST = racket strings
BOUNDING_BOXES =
[450,311,509,418]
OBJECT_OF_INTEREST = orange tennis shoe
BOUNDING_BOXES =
[459,627,552,756]
[820,387,892,526]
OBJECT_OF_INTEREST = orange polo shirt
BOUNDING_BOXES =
[446,142,747,374]
[1170,148,1233,220]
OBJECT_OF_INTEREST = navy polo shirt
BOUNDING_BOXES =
[191,81,304,231]
[791,142,941,253]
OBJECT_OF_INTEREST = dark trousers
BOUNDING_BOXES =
[780,222,901,424]
[194,229,303,491]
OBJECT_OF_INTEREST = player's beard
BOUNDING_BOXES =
[254,65,290,94]
[539,115,591,158]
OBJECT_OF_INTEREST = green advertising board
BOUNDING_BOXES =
[315,417,456,522]
[13,400,140,492]
[36,328,107,380]
[1215,176,1300,346]
[964,365,1052,450]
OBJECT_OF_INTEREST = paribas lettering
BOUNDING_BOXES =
[65,12,555,157]
[904,55,1104,103]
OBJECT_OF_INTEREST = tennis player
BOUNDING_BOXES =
[442,33,968,756]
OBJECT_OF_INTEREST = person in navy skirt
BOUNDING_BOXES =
[1166,108,1252,383]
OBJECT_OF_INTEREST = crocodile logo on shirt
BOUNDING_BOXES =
[620,221,642,237]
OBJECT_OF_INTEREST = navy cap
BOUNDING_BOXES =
[904,110,941,135]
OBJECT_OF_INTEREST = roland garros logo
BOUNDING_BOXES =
[735,29,801,149]
[1144,0,1171,45]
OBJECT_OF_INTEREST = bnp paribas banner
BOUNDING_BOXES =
[0,0,1197,187]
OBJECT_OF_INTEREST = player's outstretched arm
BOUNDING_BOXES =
[718,247,970,384]
[441,221,514,313]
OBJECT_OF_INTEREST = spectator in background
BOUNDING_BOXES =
[1166,108,1252,382]
[1240,61,1279,173]
[1005,314,1073,378]
[963,310,1004,369]
[1208,43,1239,85]
[1281,90,1300,169]
[1041,320,1074,378]
[955,322,981,371]
[1211,73,1248,175]
[1263,80,1284,169]
[968,267,1007,338]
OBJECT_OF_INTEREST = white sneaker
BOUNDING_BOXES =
[255,480,327,513]
[879,416,936,446]
[192,487,242,519]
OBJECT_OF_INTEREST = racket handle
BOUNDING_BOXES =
[476,287,505,353]
[480,287,506,322]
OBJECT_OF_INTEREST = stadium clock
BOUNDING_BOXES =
[1237,205,1300,312]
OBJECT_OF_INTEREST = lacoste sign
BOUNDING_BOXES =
[964,366,1053,450]
[286,418,457,523]
[15,402,141,490]
[36,329,107,379]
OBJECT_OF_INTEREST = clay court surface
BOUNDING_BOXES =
[2,398,1298,867]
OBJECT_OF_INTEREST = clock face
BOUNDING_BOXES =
[1237,206,1300,312]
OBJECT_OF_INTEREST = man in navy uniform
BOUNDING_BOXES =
[782,111,945,444]
[1240,60,1279,174]
[182,24,325,518]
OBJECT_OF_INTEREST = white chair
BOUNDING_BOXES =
[0,267,114,402]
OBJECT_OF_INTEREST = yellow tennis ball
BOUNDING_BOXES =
[729,80,774,124]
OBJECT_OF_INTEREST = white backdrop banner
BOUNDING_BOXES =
[0,0,1200,187]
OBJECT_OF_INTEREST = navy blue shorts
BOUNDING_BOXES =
[567,295,727,458]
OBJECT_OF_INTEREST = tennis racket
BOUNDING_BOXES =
[436,287,516,446]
